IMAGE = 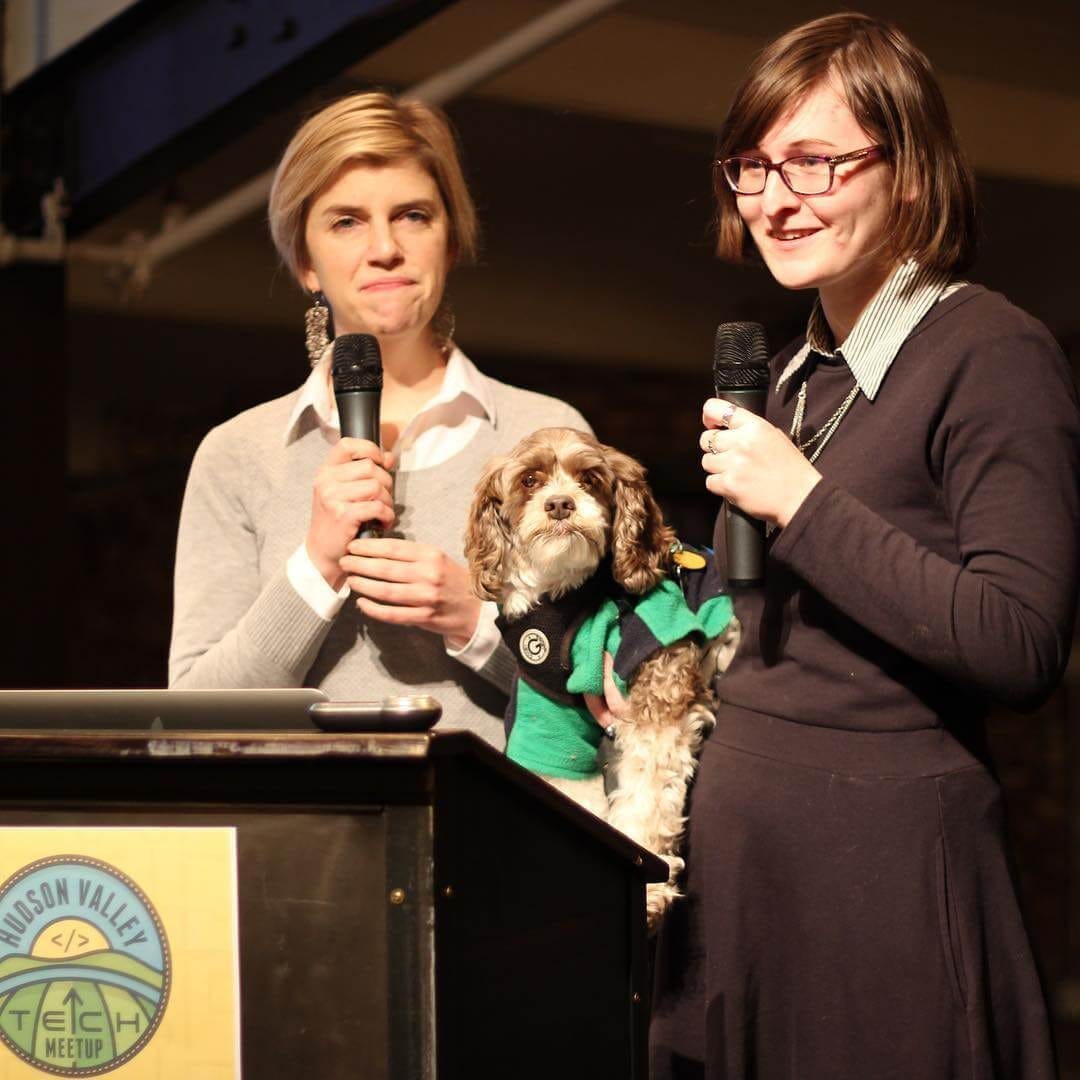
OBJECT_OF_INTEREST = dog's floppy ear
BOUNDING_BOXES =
[608,446,676,595]
[465,455,513,602]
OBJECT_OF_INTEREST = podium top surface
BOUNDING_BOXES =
[0,728,669,882]
[0,726,458,760]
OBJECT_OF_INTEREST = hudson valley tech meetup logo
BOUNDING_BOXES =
[0,855,171,1076]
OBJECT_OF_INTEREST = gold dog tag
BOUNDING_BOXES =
[672,549,707,571]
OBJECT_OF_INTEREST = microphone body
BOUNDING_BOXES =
[332,333,384,540]
[712,322,771,588]
[336,389,381,448]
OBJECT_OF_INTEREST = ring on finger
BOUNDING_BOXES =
[716,401,737,428]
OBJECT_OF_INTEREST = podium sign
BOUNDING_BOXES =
[0,828,239,1078]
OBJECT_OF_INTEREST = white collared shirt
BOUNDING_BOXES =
[284,344,501,671]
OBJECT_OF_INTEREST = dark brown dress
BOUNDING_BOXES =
[650,287,1080,1079]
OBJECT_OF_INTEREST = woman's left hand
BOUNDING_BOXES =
[700,398,822,528]
[341,538,481,648]
[583,652,629,731]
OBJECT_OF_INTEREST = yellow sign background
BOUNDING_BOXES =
[0,828,239,1079]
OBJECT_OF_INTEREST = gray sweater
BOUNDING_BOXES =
[169,376,588,748]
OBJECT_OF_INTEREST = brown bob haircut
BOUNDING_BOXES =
[714,13,977,274]
[269,91,479,286]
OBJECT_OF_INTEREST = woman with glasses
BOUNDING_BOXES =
[645,13,1080,1078]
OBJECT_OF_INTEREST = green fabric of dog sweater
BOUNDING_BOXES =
[504,580,733,780]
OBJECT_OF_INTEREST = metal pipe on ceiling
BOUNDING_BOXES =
[144,0,623,269]
[2,0,625,274]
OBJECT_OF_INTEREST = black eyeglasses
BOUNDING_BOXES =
[715,145,887,196]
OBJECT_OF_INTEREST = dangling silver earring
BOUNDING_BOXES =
[432,299,456,354]
[305,290,330,367]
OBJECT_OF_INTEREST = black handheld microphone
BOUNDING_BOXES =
[712,321,770,588]
[332,333,383,540]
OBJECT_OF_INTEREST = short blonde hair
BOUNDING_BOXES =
[268,91,479,285]
[714,13,977,273]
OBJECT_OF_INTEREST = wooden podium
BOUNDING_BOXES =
[0,729,666,1079]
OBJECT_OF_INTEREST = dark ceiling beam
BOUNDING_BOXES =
[2,0,459,237]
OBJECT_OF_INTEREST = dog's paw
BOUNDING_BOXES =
[644,854,688,930]
[700,615,742,683]
[646,879,682,930]
[686,701,715,742]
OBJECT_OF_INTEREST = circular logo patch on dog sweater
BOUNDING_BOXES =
[519,629,551,665]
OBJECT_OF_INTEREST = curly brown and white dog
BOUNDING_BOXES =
[465,426,736,926]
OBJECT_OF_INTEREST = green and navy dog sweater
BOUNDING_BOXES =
[496,569,733,780]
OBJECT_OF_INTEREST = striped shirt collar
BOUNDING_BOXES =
[776,260,953,400]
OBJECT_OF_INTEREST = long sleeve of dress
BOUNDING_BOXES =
[770,313,1080,711]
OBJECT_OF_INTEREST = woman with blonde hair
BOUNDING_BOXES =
[169,92,588,745]
[646,13,1079,1077]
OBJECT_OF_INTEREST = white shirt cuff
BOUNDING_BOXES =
[287,544,349,622]
[445,600,501,671]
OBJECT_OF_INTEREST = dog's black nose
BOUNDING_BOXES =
[544,496,575,520]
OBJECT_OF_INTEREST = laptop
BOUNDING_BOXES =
[0,688,328,731]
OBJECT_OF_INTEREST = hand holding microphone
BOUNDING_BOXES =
[306,334,395,589]
[709,323,770,588]
[332,334,383,479]
[703,322,822,585]
[327,335,482,645]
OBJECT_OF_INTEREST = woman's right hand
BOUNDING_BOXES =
[306,438,396,588]
[700,399,821,528]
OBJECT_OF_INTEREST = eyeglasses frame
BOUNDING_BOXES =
[714,145,888,196]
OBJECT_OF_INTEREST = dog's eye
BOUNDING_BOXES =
[579,471,597,489]
[521,471,538,489]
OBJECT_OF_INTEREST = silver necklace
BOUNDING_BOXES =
[790,376,860,464]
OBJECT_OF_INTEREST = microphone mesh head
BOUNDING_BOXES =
[713,321,770,392]
[332,334,383,393]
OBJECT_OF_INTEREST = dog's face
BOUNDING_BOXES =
[466,428,675,613]
[491,427,613,591]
